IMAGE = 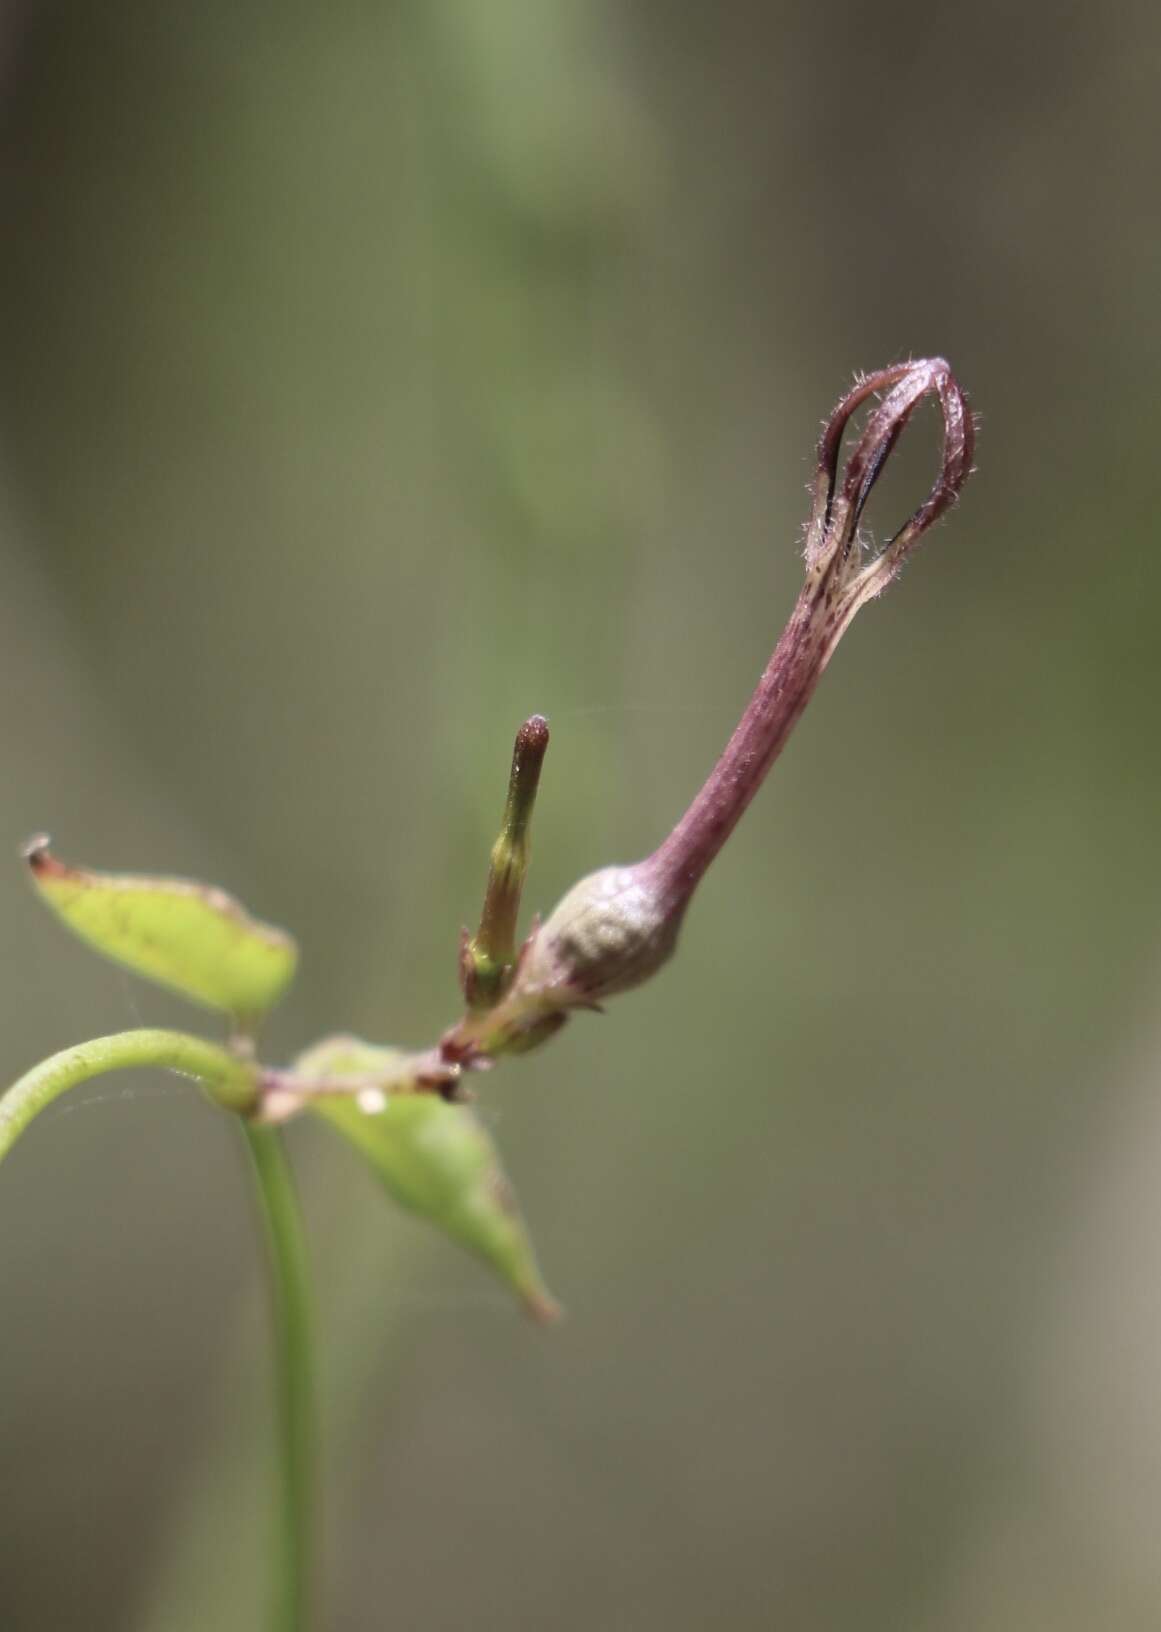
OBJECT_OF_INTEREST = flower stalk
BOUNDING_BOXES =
[645,357,974,908]
[446,357,975,1052]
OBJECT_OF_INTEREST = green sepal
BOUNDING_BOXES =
[295,1036,560,1324]
[25,837,297,1023]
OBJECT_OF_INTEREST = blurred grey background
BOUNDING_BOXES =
[1,2,1159,1628]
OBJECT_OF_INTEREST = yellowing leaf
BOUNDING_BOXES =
[296,1036,560,1324]
[25,837,297,1021]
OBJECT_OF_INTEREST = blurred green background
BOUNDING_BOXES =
[1,3,1160,1628]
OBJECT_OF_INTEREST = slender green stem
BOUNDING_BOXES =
[0,1029,257,1165]
[242,1123,316,1632]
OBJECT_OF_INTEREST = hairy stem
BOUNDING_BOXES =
[644,576,834,906]
[645,357,974,913]
[242,1124,316,1632]
[0,1029,257,1164]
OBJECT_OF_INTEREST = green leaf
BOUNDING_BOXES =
[25,837,297,1022]
[296,1036,560,1324]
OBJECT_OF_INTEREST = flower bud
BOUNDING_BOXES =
[462,716,549,1010]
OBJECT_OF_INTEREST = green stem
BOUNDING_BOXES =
[0,1029,257,1164]
[242,1124,316,1632]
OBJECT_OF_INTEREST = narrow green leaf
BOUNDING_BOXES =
[24,837,297,1021]
[296,1036,560,1324]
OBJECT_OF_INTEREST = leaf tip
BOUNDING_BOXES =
[524,1288,565,1327]
[22,833,56,874]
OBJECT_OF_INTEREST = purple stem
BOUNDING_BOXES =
[642,357,973,912]
[643,579,834,908]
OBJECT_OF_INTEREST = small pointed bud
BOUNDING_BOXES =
[24,837,297,1024]
[462,716,550,1010]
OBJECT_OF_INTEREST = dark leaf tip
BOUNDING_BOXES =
[22,834,58,875]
